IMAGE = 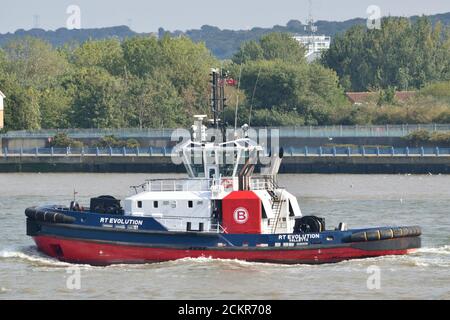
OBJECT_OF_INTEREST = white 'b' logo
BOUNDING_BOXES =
[233,207,249,224]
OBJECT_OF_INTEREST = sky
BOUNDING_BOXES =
[0,0,449,34]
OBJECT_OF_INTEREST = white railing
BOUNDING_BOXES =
[3,124,450,139]
[144,178,212,192]
[249,176,278,191]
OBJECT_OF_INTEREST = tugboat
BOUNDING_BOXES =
[25,70,421,265]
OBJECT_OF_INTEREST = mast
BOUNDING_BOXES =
[210,68,227,142]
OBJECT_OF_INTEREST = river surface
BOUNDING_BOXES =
[0,173,449,300]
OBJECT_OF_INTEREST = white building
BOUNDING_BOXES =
[0,90,5,129]
[293,35,331,62]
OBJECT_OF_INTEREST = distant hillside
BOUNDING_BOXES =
[176,18,368,59]
[0,25,151,48]
[1,12,449,59]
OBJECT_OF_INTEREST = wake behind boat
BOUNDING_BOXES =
[25,70,421,265]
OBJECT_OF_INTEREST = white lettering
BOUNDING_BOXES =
[367,265,381,290]
[286,233,320,243]
[367,5,381,30]
[66,5,81,30]
[66,266,81,290]
[104,218,143,226]
[178,304,212,318]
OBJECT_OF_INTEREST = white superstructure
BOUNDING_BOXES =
[293,35,331,62]
[123,116,302,234]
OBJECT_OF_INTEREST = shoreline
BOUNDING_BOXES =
[1,155,449,174]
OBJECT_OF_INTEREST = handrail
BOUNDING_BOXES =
[130,178,214,192]
[1,123,449,138]
[2,146,450,158]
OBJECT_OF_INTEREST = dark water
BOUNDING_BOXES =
[0,173,449,300]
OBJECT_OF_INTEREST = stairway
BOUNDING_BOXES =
[270,190,283,234]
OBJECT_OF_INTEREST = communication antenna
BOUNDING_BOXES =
[305,0,317,36]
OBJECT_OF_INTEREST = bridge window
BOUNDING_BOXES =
[137,201,142,208]
[153,201,158,208]
[188,201,193,208]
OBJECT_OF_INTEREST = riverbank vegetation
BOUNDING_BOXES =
[0,16,449,131]
[49,133,140,148]
[404,129,450,147]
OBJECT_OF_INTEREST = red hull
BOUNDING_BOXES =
[33,236,416,265]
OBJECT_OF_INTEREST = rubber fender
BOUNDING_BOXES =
[366,230,381,241]
[379,229,394,240]
[349,226,421,243]
[401,227,411,237]
[349,232,367,242]
[25,207,76,224]
[393,228,404,238]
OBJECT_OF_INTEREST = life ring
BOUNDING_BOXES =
[221,179,233,189]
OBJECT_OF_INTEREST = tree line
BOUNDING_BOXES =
[322,16,450,91]
[0,16,449,131]
[0,35,216,131]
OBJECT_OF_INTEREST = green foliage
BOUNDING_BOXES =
[94,135,140,148]
[3,37,69,88]
[122,36,160,78]
[1,13,449,59]
[127,73,185,128]
[430,132,450,145]
[238,60,308,111]
[404,130,450,146]
[419,81,450,100]
[1,22,450,131]
[1,78,41,130]
[72,39,125,76]
[0,35,220,131]
[404,130,432,146]
[0,49,6,71]
[232,45,349,125]
[68,67,126,128]
[122,35,215,115]
[232,41,263,64]
[322,17,450,91]
[39,86,72,129]
[49,133,83,148]
[250,109,305,126]
[124,139,140,148]
[259,33,306,63]
[377,87,397,106]
[233,33,306,64]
